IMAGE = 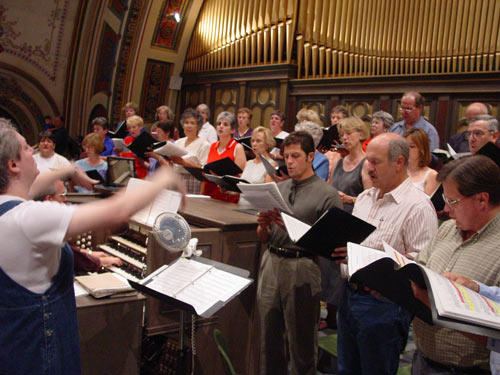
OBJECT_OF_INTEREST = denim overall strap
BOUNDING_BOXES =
[0,200,81,375]
[0,200,22,214]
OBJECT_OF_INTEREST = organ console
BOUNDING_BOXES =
[74,196,264,375]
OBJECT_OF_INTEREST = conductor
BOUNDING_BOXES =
[0,119,183,374]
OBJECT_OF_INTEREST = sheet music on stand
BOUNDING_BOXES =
[129,257,253,318]
[126,178,183,227]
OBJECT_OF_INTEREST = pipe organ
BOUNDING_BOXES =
[184,0,500,78]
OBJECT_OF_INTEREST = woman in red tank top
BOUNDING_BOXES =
[202,111,246,203]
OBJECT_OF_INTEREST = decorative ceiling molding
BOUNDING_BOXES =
[0,62,59,115]
[0,0,71,81]
[151,0,191,51]
[111,0,146,125]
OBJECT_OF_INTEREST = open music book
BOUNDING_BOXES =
[153,141,188,158]
[236,182,293,213]
[112,138,131,153]
[126,178,183,227]
[129,257,253,318]
[184,157,243,182]
[280,208,376,258]
[347,241,500,339]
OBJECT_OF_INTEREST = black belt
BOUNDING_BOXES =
[268,245,311,258]
[423,354,491,374]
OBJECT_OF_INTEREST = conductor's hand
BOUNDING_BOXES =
[153,165,187,209]
[443,272,479,293]
[331,246,347,264]
[72,166,99,190]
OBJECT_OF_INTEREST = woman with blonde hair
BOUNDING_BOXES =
[328,116,371,211]
[321,116,372,330]
[74,133,107,192]
[404,127,439,196]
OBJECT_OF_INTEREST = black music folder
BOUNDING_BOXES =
[430,184,445,211]
[108,121,128,139]
[347,242,500,339]
[183,166,209,182]
[260,154,288,181]
[319,126,340,150]
[203,157,243,176]
[129,257,253,318]
[280,207,376,258]
[184,157,242,183]
[235,136,252,150]
[127,131,156,160]
[85,169,105,184]
[204,174,249,193]
[476,141,500,170]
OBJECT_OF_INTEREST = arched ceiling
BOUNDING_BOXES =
[0,0,205,137]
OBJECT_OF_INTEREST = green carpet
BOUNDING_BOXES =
[318,334,337,357]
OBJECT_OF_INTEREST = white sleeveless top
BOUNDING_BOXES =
[412,169,431,192]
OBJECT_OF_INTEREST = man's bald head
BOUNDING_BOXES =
[366,133,409,195]
[466,102,489,120]
[370,133,410,166]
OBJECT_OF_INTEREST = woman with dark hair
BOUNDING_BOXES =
[155,105,178,139]
[404,128,439,196]
[172,109,210,193]
[202,111,246,202]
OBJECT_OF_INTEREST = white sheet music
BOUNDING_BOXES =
[112,138,131,152]
[447,143,458,159]
[145,258,252,317]
[281,212,311,242]
[382,241,416,267]
[147,258,212,296]
[147,190,183,226]
[347,242,388,278]
[127,178,182,226]
[236,182,293,213]
[424,268,500,330]
[154,141,188,157]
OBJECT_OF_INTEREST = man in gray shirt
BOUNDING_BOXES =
[256,131,342,375]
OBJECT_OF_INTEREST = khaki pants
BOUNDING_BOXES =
[257,250,321,375]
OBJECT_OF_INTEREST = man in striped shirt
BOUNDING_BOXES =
[333,133,438,375]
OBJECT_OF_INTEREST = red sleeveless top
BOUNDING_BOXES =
[202,138,240,203]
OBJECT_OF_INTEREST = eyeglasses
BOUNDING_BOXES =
[58,185,68,197]
[400,107,416,113]
[442,193,468,207]
[464,130,493,140]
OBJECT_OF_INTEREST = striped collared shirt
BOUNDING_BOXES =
[352,177,438,253]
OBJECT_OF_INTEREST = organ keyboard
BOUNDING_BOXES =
[97,226,149,281]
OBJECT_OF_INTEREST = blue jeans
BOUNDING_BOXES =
[337,286,412,375]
